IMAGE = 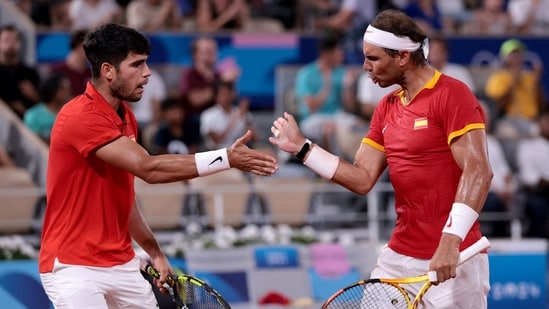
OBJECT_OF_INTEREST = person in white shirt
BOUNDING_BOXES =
[69,0,121,31]
[481,102,517,237]
[516,110,549,238]
[428,35,476,94]
[200,80,257,150]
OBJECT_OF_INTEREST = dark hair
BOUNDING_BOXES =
[317,33,341,54]
[40,74,67,103]
[160,97,182,111]
[213,80,235,98]
[70,29,88,50]
[83,23,151,79]
[190,36,215,55]
[370,9,428,66]
[0,24,21,39]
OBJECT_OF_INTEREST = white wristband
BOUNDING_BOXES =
[303,144,339,180]
[195,148,230,176]
[442,202,479,240]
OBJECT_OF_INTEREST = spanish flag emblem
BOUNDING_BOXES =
[414,117,428,130]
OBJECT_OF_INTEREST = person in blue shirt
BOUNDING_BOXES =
[23,74,72,144]
[294,34,357,154]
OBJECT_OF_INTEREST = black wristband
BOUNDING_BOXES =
[296,139,312,161]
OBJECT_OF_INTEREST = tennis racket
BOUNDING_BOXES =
[321,236,491,309]
[141,261,231,309]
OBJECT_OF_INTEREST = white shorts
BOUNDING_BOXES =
[370,245,490,309]
[40,256,158,309]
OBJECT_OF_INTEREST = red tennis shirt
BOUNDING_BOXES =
[363,71,486,259]
[39,83,138,273]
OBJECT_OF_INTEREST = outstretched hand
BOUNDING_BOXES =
[228,130,278,176]
[269,112,306,155]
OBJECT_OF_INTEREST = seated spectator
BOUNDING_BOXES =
[26,0,72,31]
[68,0,121,31]
[294,34,356,154]
[404,0,455,34]
[516,111,549,238]
[249,0,299,30]
[129,68,168,132]
[461,0,513,35]
[200,81,257,150]
[180,37,240,148]
[196,0,250,32]
[49,29,91,98]
[152,97,200,155]
[428,35,476,93]
[480,101,517,237]
[0,24,40,118]
[308,0,377,63]
[508,0,549,34]
[126,0,183,31]
[23,74,72,144]
[485,39,545,140]
[356,73,400,123]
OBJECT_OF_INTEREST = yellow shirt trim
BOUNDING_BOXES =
[395,70,442,105]
[447,123,485,145]
[362,137,384,152]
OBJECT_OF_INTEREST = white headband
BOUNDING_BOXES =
[363,25,429,59]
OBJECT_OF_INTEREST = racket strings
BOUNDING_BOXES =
[325,282,409,309]
[177,278,226,309]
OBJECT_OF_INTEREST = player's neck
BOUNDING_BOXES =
[401,66,436,103]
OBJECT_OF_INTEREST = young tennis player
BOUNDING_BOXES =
[270,9,492,308]
[39,23,277,308]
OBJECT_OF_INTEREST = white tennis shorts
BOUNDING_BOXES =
[370,244,490,309]
[40,256,159,309]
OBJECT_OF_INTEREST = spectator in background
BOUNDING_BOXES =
[18,0,72,31]
[508,0,549,34]
[180,37,240,148]
[404,0,455,34]
[516,111,549,238]
[23,74,72,145]
[69,0,121,31]
[355,73,400,123]
[462,0,513,35]
[485,39,545,138]
[249,0,298,30]
[0,24,40,118]
[428,35,476,94]
[153,97,200,155]
[126,0,183,31]
[294,34,356,154]
[129,68,167,131]
[201,81,257,150]
[49,29,91,98]
[309,0,378,63]
[196,0,250,32]
[480,101,517,237]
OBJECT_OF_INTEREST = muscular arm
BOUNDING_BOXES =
[430,128,493,282]
[95,130,277,183]
[330,143,387,195]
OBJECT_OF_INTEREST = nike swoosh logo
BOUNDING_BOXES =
[209,156,222,165]
[446,215,452,228]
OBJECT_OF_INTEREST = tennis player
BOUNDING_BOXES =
[270,9,492,308]
[39,23,277,309]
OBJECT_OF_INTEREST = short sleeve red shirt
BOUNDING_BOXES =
[363,71,486,259]
[39,83,138,273]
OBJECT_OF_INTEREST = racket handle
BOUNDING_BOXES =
[427,236,491,282]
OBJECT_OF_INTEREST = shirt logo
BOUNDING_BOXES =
[413,117,428,130]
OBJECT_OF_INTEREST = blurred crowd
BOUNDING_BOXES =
[6,0,549,35]
[1,0,548,238]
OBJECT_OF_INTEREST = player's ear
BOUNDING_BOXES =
[102,62,114,80]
